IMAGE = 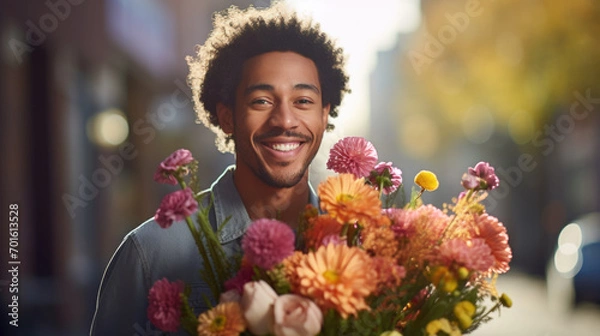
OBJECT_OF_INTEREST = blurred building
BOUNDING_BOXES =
[0,1,262,334]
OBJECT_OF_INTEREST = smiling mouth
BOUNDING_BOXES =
[270,143,301,152]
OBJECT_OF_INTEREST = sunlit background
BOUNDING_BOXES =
[1,0,599,335]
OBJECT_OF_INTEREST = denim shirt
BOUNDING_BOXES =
[90,166,319,335]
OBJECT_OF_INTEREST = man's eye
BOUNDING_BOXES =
[296,99,313,104]
[252,99,270,105]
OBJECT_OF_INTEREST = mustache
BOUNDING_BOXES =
[254,130,312,142]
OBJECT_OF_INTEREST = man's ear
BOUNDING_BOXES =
[216,103,234,134]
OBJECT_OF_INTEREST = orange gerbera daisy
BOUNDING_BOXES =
[295,243,377,318]
[318,174,381,225]
[282,251,305,291]
[197,302,246,336]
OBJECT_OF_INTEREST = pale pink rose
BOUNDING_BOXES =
[241,280,277,335]
[154,188,198,228]
[219,289,241,304]
[273,294,323,336]
[154,149,194,185]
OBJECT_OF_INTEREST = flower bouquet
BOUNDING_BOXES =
[148,137,513,336]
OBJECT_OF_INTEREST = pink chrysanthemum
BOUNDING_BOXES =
[384,208,417,239]
[147,278,184,332]
[154,188,198,228]
[439,238,495,272]
[370,162,403,195]
[241,219,296,269]
[474,214,512,274]
[154,149,194,185]
[326,137,378,178]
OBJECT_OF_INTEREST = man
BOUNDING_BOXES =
[91,2,349,334]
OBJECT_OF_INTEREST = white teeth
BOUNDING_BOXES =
[271,143,300,152]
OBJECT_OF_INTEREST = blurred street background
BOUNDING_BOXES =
[1,0,599,335]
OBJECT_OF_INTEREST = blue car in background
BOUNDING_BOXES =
[548,212,600,306]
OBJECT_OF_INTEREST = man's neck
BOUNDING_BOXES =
[232,169,310,230]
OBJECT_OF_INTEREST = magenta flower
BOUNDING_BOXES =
[460,173,479,190]
[241,219,296,269]
[154,149,194,185]
[467,162,499,190]
[154,188,198,228]
[439,238,494,272]
[326,137,378,178]
[370,162,403,195]
[224,263,255,295]
[147,278,184,332]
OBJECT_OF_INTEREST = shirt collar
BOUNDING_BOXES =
[211,165,319,243]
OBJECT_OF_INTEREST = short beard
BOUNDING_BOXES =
[254,161,308,188]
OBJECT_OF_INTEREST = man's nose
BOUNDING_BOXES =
[269,103,299,129]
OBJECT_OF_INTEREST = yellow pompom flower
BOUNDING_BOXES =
[454,301,476,330]
[454,301,476,317]
[426,318,461,336]
[414,170,439,191]
[500,293,513,308]
[430,266,458,293]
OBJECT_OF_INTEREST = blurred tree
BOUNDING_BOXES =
[403,0,599,145]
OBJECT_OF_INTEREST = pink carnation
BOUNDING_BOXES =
[154,188,198,228]
[326,137,378,178]
[241,219,296,269]
[468,162,499,190]
[147,278,184,332]
[154,149,194,185]
[370,162,403,195]
[439,238,494,272]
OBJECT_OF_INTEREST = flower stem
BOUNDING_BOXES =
[184,216,220,300]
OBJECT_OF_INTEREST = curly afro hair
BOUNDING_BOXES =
[186,2,350,153]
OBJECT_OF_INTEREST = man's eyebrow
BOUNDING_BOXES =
[294,83,320,94]
[243,83,321,95]
[244,84,274,96]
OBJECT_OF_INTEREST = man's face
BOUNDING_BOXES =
[219,51,330,188]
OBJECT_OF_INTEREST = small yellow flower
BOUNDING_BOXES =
[430,266,457,293]
[426,318,461,336]
[500,293,513,308]
[457,267,470,280]
[454,301,476,317]
[455,312,473,330]
[414,170,439,191]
